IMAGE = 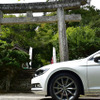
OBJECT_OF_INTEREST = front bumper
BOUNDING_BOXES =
[31,73,48,95]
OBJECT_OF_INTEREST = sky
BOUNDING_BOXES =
[91,0,100,9]
[0,0,100,16]
[0,0,46,3]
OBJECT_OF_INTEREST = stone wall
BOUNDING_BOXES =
[0,69,36,93]
[10,69,36,92]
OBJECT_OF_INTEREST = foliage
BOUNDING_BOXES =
[32,23,58,67]
[89,15,100,28]
[68,6,100,27]
[0,41,29,92]
[1,14,58,67]
[67,26,100,60]
[1,24,38,49]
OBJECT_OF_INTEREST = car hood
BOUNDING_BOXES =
[39,58,87,70]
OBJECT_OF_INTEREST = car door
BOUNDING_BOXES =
[87,53,100,91]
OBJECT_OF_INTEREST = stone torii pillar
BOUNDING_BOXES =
[57,8,69,61]
[0,10,3,33]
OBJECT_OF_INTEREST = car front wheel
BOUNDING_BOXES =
[50,73,81,100]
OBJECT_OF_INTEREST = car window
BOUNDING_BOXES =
[89,53,100,61]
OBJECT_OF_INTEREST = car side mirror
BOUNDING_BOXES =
[94,54,100,63]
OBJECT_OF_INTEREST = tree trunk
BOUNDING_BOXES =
[6,75,11,92]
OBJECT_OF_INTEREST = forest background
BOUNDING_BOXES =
[0,5,100,69]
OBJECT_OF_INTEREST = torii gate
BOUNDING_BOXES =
[0,0,87,62]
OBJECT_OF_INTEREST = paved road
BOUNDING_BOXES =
[0,93,100,100]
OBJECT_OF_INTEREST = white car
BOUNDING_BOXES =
[31,50,100,100]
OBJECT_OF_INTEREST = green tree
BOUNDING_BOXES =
[32,23,58,67]
[1,14,56,67]
[1,24,38,49]
[67,26,100,60]
[68,6,100,27]
[0,41,29,92]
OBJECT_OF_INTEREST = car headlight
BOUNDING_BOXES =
[34,68,50,77]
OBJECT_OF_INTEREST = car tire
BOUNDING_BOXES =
[49,73,81,100]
